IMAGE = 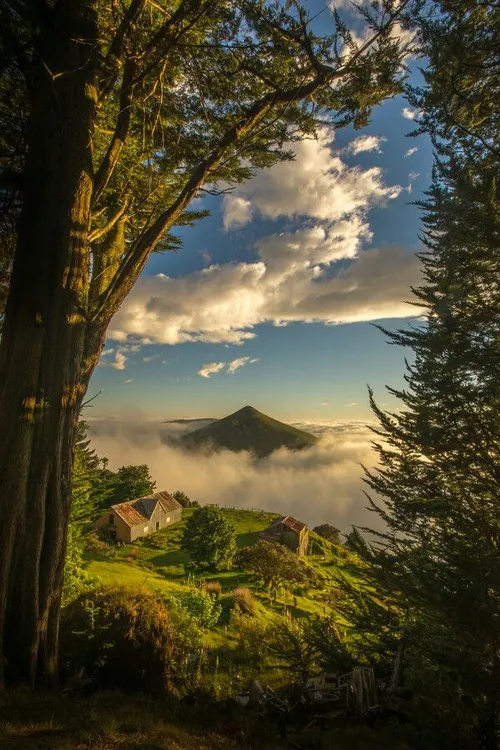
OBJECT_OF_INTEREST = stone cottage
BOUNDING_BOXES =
[260,515,309,557]
[94,490,182,543]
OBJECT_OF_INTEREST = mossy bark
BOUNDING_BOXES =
[0,0,101,687]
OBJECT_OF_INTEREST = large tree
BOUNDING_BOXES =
[351,2,500,743]
[0,0,413,686]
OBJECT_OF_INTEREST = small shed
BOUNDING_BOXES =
[260,515,309,557]
[94,490,182,543]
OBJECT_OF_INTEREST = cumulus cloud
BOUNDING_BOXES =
[223,130,401,229]
[111,350,127,370]
[88,419,382,530]
[405,147,418,158]
[346,135,386,155]
[198,362,226,378]
[107,129,422,349]
[109,240,422,346]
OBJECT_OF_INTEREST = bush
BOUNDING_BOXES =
[204,581,223,598]
[84,532,115,557]
[229,587,255,616]
[167,587,222,629]
[230,610,269,667]
[60,585,202,693]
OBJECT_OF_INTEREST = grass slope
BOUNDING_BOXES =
[85,507,352,625]
[179,405,318,457]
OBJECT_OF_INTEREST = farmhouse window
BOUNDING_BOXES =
[109,515,114,524]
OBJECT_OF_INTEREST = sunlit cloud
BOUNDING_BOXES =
[405,147,418,158]
[402,107,418,120]
[346,134,386,155]
[227,357,259,374]
[198,362,226,378]
[108,129,421,348]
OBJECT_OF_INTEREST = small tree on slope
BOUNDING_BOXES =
[181,506,236,572]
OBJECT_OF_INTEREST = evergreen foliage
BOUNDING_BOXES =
[346,2,500,743]
[104,464,156,506]
[181,506,237,571]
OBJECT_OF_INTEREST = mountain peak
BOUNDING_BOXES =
[232,405,262,419]
[180,405,317,457]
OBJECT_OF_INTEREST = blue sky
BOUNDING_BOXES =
[90,21,432,424]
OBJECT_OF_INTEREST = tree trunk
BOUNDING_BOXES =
[0,0,100,687]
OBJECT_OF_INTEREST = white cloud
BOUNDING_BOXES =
[405,147,418,158]
[344,401,359,407]
[227,356,259,374]
[110,350,127,370]
[108,129,421,347]
[222,196,252,230]
[346,135,386,155]
[142,354,159,363]
[222,130,401,229]
[109,241,422,346]
[198,362,226,378]
[402,107,418,120]
[125,379,132,384]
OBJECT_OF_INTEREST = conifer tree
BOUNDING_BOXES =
[351,2,500,742]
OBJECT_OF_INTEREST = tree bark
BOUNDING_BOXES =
[0,0,100,687]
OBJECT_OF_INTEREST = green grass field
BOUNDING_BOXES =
[85,507,353,626]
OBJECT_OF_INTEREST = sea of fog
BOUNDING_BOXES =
[87,418,382,532]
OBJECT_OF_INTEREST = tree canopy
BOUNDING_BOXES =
[181,505,237,571]
[236,539,316,593]
[345,2,500,744]
[0,0,416,687]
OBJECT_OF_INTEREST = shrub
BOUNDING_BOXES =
[230,610,269,667]
[229,587,255,616]
[84,532,115,557]
[167,587,222,629]
[204,581,223,598]
[60,585,202,693]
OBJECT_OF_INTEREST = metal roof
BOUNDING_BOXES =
[282,515,307,533]
[260,515,308,538]
[112,491,181,527]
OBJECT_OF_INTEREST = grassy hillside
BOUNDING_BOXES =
[85,507,352,624]
[179,405,318,457]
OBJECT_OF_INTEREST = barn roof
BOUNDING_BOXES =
[282,515,307,533]
[112,491,181,527]
[261,515,308,538]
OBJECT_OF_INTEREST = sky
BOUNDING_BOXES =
[86,3,433,528]
[91,97,431,423]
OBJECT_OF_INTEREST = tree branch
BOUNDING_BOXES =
[88,198,131,242]
[92,0,411,322]
[93,58,136,202]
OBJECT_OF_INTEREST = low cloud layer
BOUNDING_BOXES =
[88,419,382,531]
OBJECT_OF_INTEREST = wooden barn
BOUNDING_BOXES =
[260,515,309,557]
[94,490,182,543]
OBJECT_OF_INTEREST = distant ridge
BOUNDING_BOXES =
[164,418,217,425]
[179,405,317,457]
